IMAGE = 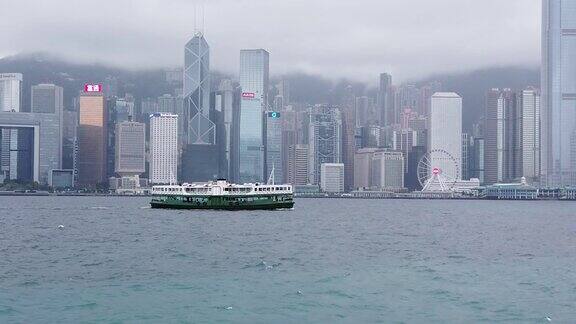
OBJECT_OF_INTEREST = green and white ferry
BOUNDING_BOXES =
[150,179,294,210]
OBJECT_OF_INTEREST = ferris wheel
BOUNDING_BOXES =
[417,149,460,192]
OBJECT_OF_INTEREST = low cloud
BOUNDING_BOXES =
[0,0,540,82]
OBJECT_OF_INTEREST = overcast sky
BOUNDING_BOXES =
[0,0,541,82]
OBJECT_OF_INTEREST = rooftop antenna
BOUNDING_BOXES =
[193,4,197,33]
[201,2,205,34]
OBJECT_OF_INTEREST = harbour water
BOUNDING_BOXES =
[1,197,575,323]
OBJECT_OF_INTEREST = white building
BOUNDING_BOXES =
[0,73,22,112]
[150,113,178,184]
[0,73,23,182]
[320,163,344,193]
[519,88,540,182]
[429,92,463,181]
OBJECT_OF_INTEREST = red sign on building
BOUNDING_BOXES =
[241,92,255,99]
[84,84,102,92]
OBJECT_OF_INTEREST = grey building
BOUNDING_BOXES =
[115,121,145,176]
[287,144,309,185]
[0,111,61,184]
[265,111,283,182]
[214,80,240,182]
[239,49,270,183]
[184,32,214,145]
[518,88,541,182]
[0,73,23,181]
[377,73,393,127]
[372,150,404,190]
[541,0,576,186]
[31,84,64,170]
[484,88,518,184]
[308,105,342,185]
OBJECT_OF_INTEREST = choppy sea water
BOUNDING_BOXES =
[0,196,575,323]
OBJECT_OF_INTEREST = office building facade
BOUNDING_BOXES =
[429,92,462,181]
[519,88,541,182]
[320,163,344,193]
[308,105,342,185]
[77,91,107,188]
[0,73,23,181]
[184,32,214,145]
[149,113,178,184]
[115,121,145,176]
[239,49,269,183]
[265,111,283,182]
[541,0,576,186]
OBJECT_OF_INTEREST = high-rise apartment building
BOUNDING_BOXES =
[149,113,178,184]
[541,0,576,186]
[429,93,462,180]
[77,90,107,188]
[115,121,145,176]
[239,49,269,183]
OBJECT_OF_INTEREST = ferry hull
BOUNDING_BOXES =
[150,194,294,210]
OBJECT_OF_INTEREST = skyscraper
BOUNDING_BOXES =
[519,88,541,182]
[214,80,240,182]
[149,113,178,184]
[183,32,214,145]
[377,73,393,127]
[265,111,283,182]
[484,88,519,184]
[287,144,309,185]
[239,49,269,183]
[115,121,145,177]
[308,105,342,185]
[541,0,576,186]
[31,84,64,171]
[77,89,107,188]
[182,32,218,182]
[0,73,23,181]
[341,85,356,191]
[429,93,462,181]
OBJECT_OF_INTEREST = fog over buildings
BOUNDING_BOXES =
[0,0,540,82]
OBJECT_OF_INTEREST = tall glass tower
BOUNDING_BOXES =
[184,32,214,145]
[239,49,269,183]
[542,0,576,186]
